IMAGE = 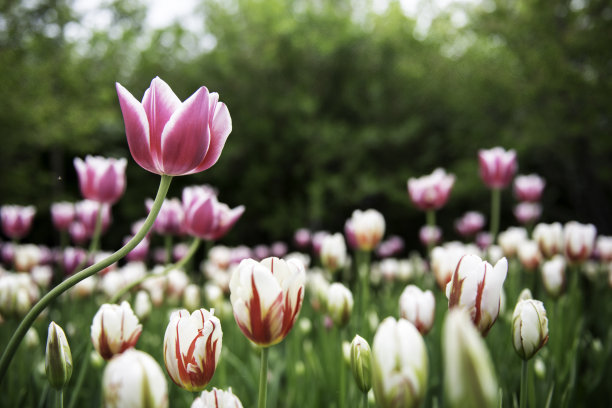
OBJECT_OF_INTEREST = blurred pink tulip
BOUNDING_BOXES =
[75,200,111,236]
[513,174,545,202]
[182,188,244,241]
[455,211,486,238]
[116,77,231,176]
[419,225,442,247]
[294,228,311,249]
[1,205,35,240]
[146,198,184,236]
[514,202,542,225]
[478,147,517,189]
[68,222,89,246]
[74,156,127,204]
[50,202,75,232]
[407,168,455,211]
[62,247,88,276]
[125,236,149,262]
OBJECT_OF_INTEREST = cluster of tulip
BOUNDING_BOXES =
[0,77,611,408]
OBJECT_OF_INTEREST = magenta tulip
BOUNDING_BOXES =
[146,198,184,235]
[455,211,486,238]
[75,200,111,236]
[478,147,517,189]
[116,77,232,176]
[74,156,127,204]
[1,205,36,240]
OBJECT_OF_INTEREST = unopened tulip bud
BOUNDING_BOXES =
[25,327,40,348]
[103,349,168,408]
[326,282,353,328]
[350,335,372,393]
[498,227,528,257]
[134,290,152,320]
[512,298,549,360]
[399,285,435,335]
[447,254,507,335]
[91,301,142,360]
[534,357,546,379]
[596,236,612,262]
[45,322,72,389]
[192,387,244,408]
[320,233,347,273]
[230,257,305,347]
[541,255,566,298]
[372,318,428,408]
[533,222,563,258]
[163,308,222,391]
[443,309,498,408]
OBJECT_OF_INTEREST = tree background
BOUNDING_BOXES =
[1,0,610,250]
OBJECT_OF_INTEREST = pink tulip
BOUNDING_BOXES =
[253,245,270,260]
[68,222,89,246]
[294,228,311,249]
[62,247,88,275]
[1,205,36,240]
[75,200,111,236]
[513,174,545,202]
[478,147,517,189]
[50,202,75,231]
[74,156,127,204]
[125,236,149,262]
[312,231,330,254]
[407,168,455,211]
[230,246,252,264]
[116,77,231,175]
[271,241,288,258]
[419,225,442,247]
[455,211,486,238]
[146,198,184,235]
[376,235,405,258]
[514,202,542,225]
[182,188,244,241]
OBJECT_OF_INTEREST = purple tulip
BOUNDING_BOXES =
[74,156,127,204]
[478,147,517,189]
[115,77,232,176]
[51,202,75,232]
[1,205,36,240]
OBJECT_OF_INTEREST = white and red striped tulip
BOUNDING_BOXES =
[517,240,541,271]
[163,308,222,391]
[447,254,508,335]
[344,209,385,252]
[596,236,612,262]
[320,233,347,273]
[91,301,142,360]
[533,223,563,258]
[399,285,435,335]
[512,298,549,360]
[229,257,305,347]
[564,221,596,263]
[191,387,244,408]
[326,282,353,328]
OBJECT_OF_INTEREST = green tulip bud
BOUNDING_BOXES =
[45,322,72,389]
[350,335,372,393]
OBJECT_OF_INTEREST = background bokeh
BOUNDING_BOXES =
[1,0,611,248]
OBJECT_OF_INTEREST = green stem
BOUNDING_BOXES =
[489,188,501,244]
[56,389,63,408]
[89,203,104,254]
[520,359,529,408]
[164,234,173,264]
[258,347,269,408]
[339,328,346,408]
[358,250,371,335]
[66,343,91,408]
[109,237,201,304]
[362,392,368,408]
[0,175,173,384]
[59,230,68,250]
[426,210,436,257]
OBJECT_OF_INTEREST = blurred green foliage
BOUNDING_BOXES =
[0,0,611,248]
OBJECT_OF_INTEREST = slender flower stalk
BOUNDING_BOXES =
[258,347,269,408]
[490,187,501,243]
[520,360,528,408]
[0,175,173,384]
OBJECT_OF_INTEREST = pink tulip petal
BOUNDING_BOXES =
[160,87,211,175]
[142,77,182,169]
[116,83,157,173]
[96,165,120,204]
[191,101,232,174]
[186,197,216,238]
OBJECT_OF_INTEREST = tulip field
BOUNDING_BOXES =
[0,75,610,408]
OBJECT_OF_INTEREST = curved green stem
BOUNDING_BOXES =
[109,237,201,304]
[0,175,173,384]
[258,347,269,408]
